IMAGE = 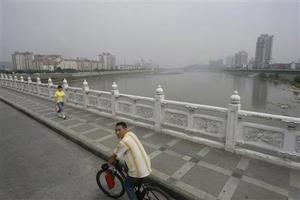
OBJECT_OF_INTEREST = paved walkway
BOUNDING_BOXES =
[0,87,299,200]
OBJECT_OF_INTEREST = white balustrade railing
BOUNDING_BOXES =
[0,73,299,168]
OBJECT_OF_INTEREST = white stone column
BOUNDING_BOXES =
[111,81,119,119]
[36,77,41,95]
[9,75,13,88]
[82,80,89,108]
[14,76,18,89]
[0,73,3,86]
[27,76,32,93]
[20,76,24,91]
[5,74,8,86]
[48,78,53,98]
[0,73,3,85]
[225,91,241,152]
[62,78,69,89]
[154,85,165,132]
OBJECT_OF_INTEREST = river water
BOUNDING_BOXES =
[67,71,300,118]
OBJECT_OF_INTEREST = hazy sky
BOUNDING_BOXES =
[1,0,299,67]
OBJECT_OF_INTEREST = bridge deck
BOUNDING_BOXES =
[0,87,299,200]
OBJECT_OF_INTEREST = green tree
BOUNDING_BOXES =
[259,73,267,79]
[294,75,300,83]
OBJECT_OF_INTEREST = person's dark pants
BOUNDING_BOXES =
[124,176,141,200]
[57,102,64,112]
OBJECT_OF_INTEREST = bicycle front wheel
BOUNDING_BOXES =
[96,169,125,198]
[142,186,170,200]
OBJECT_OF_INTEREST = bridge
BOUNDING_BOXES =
[0,73,299,200]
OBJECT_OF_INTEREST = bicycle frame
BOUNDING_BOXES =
[99,161,169,200]
[111,160,149,199]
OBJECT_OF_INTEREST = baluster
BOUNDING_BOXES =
[225,90,241,152]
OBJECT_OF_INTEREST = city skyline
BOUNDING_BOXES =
[1,0,299,67]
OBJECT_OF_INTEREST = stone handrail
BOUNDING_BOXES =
[0,73,299,169]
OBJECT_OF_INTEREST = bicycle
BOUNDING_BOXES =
[96,160,170,200]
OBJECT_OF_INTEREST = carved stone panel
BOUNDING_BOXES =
[296,136,300,153]
[243,127,284,149]
[32,86,37,93]
[76,94,83,103]
[136,106,153,119]
[118,102,133,114]
[165,111,188,127]
[41,88,48,95]
[88,96,97,106]
[99,99,112,109]
[193,117,223,135]
[68,93,76,101]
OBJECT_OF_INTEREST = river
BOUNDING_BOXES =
[67,71,300,118]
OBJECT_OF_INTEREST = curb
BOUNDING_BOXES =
[0,93,200,200]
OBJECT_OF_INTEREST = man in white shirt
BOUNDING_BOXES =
[108,121,152,200]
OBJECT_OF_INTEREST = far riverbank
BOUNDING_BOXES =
[224,69,300,91]
[14,69,155,81]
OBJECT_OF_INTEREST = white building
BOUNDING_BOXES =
[76,58,101,71]
[235,50,248,68]
[255,34,273,68]
[248,58,255,69]
[56,59,78,70]
[33,54,63,71]
[98,52,116,70]
[225,55,235,67]
[12,52,34,70]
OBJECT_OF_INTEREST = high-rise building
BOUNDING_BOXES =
[225,55,235,67]
[12,52,34,70]
[254,34,273,68]
[248,58,255,69]
[98,52,116,70]
[234,50,248,68]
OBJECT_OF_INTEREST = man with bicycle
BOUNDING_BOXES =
[107,122,152,200]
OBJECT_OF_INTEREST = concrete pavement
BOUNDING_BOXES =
[0,86,299,200]
[0,100,127,200]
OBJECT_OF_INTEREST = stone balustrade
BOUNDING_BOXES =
[0,73,299,168]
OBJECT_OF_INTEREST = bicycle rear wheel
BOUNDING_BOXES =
[96,169,125,198]
[142,186,170,200]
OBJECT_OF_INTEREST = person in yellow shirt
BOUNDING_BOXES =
[54,85,67,120]
[107,121,151,200]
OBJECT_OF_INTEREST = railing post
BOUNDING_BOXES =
[14,75,18,89]
[27,76,32,92]
[111,81,119,119]
[36,77,41,95]
[154,85,165,132]
[4,74,8,86]
[9,75,13,88]
[83,80,89,108]
[225,90,241,152]
[4,74,8,87]
[62,78,69,103]
[62,78,68,89]
[20,76,24,91]
[48,78,53,98]
[0,73,3,86]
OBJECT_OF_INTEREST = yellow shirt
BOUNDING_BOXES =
[54,90,65,103]
[114,132,152,178]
